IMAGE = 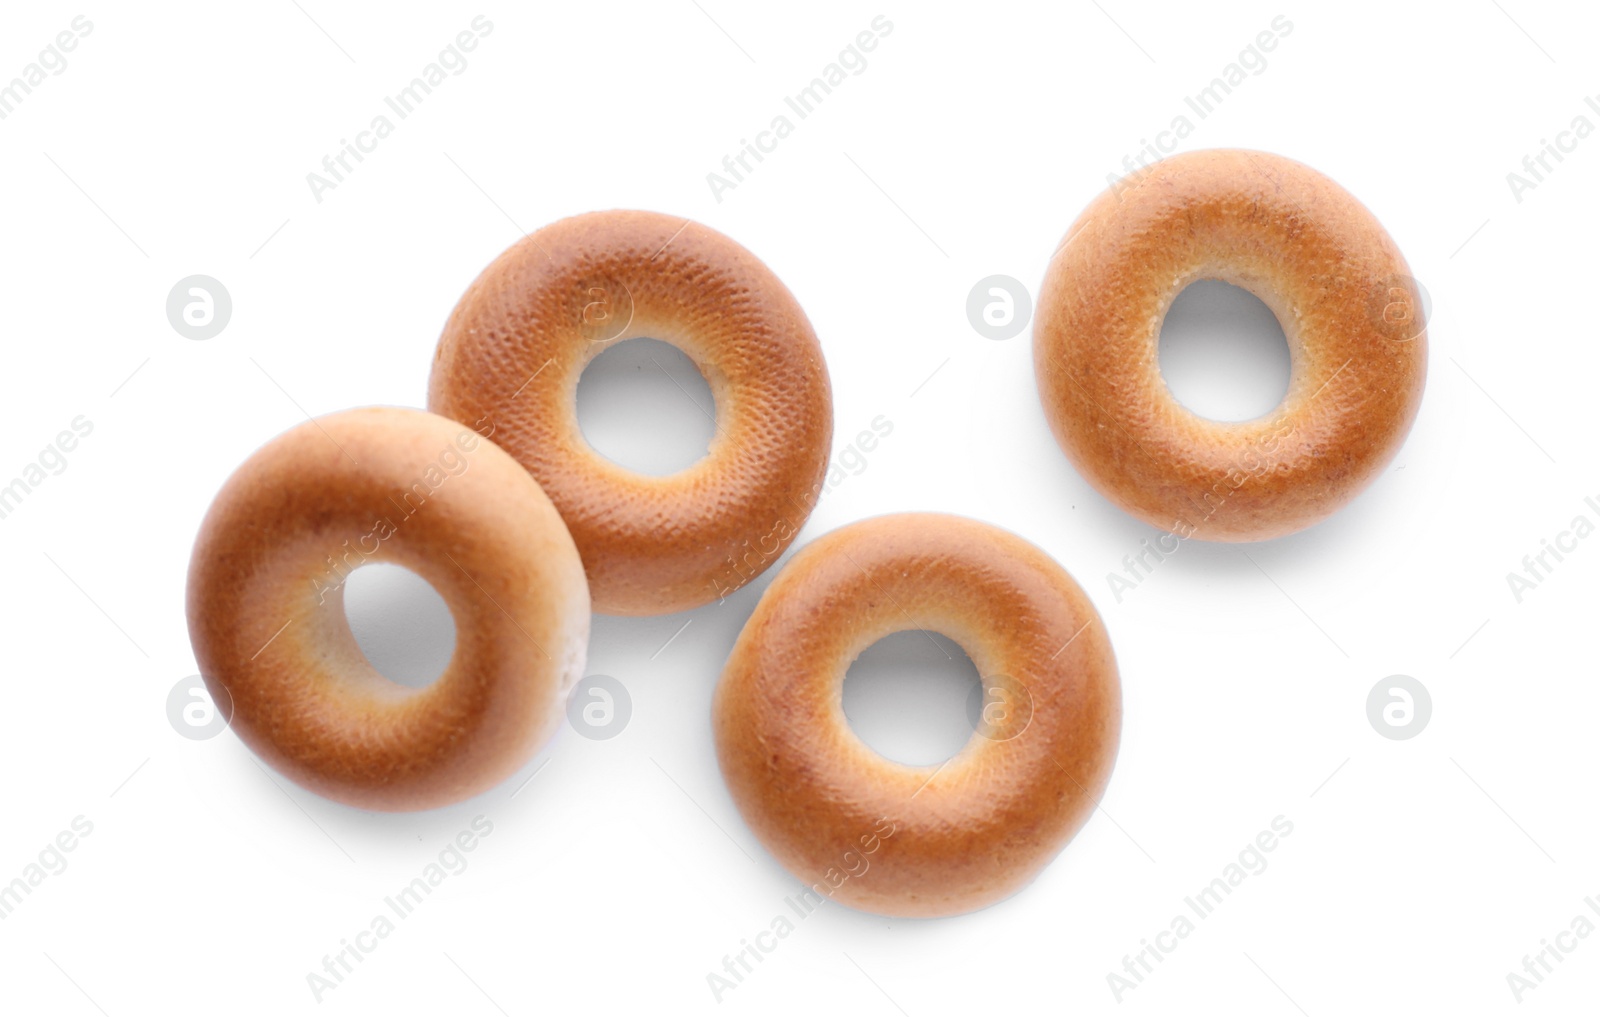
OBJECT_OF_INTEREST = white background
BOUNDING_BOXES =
[1,1,1596,1013]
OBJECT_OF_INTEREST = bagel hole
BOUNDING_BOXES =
[577,337,716,476]
[1158,279,1291,422]
[342,563,456,689]
[842,631,980,766]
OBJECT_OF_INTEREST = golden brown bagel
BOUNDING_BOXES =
[712,513,1121,918]
[1035,149,1427,541]
[428,210,833,616]
[185,407,589,812]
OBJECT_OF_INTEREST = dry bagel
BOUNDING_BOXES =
[186,407,588,812]
[429,210,833,615]
[713,513,1121,917]
[1034,149,1427,541]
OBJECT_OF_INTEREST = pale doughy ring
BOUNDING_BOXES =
[1034,149,1427,541]
[185,407,589,812]
[712,513,1121,918]
[428,210,833,616]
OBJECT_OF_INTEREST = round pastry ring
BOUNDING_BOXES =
[1033,148,1428,541]
[713,513,1122,917]
[428,210,834,616]
[185,407,590,812]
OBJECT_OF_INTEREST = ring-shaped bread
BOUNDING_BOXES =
[1034,149,1427,541]
[186,407,589,812]
[713,513,1120,917]
[429,210,833,615]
